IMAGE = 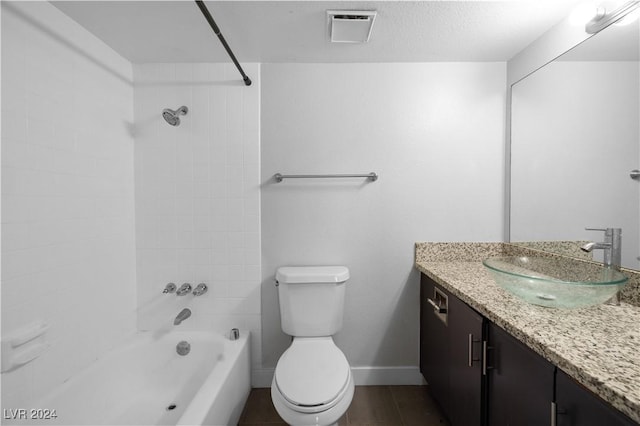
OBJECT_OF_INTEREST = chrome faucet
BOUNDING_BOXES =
[176,283,192,296]
[581,227,622,305]
[174,308,191,325]
[192,283,208,296]
[163,283,177,294]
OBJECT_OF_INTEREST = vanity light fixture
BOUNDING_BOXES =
[615,2,640,25]
[569,3,605,27]
[586,0,640,34]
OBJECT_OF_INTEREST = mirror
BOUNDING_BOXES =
[510,16,640,270]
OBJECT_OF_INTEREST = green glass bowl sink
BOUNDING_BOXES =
[482,257,627,309]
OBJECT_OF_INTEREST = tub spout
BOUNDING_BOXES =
[174,308,191,325]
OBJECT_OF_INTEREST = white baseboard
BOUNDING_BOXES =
[351,366,425,386]
[252,368,275,388]
[252,366,425,388]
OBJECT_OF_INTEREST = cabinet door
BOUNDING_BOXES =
[420,274,450,414]
[487,323,554,426]
[448,293,484,426]
[556,369,637,426]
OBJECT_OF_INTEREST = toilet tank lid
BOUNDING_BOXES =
[276,266,350,284]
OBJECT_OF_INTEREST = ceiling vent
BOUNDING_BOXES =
[327,10,377,43]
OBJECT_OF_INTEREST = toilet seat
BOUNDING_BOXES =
[274,337,350,414]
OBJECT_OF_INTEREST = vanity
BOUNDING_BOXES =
[415,242,640,426]
[430,4,640,424]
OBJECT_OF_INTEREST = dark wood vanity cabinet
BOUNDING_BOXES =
[419,273,638,426]
[486,322,554,426]
[555,369,637,426]
[420,273,451,413]
[420,274,484,426]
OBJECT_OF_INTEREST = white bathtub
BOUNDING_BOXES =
[14,331,250,426]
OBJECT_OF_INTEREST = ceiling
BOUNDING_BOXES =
[52,0,587,63]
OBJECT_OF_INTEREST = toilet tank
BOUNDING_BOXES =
[276,266,350,337]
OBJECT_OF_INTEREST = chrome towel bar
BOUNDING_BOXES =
[274,172,378,183]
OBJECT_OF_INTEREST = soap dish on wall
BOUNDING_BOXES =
[1,321,50,372]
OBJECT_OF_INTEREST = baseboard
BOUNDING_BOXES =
[251,366,425,388]
[351,366,425,386]
[252,368,275,388]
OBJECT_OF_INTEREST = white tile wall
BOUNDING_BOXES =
[1,1,136,408]
[133,63,262,371]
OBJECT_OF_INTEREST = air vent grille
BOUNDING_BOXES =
[327,10,377,43]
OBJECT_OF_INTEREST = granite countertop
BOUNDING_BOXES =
[415,242,640,424]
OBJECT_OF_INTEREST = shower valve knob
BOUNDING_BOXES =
[192,283,208,296]
[176,283,192,296]
[163,283,177,294]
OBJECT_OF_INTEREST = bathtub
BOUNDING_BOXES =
[14,331,250,426]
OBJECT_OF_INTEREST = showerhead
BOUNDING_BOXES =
[162,106,188,126]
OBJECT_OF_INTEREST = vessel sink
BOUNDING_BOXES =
[482,257,627,308]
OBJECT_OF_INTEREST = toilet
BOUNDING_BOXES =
[271,266,354,426]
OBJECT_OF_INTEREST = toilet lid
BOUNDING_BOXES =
[275,338,350,407]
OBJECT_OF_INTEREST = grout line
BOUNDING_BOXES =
[388,385,407,426]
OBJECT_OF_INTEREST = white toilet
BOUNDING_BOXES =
[271,266,354,426]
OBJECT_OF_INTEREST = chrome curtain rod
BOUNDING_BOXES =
[274,173,379,183]
[194,0,252,86]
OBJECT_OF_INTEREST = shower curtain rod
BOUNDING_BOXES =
[195,0,252,86]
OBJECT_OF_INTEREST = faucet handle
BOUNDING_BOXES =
[193,283,208,296]
[176,283,192,296]
[585,227,607,232]
[585,227,621,237]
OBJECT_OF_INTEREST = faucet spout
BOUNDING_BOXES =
[583,227,623,306]
[174,308,191,325]
[580,241,610,253]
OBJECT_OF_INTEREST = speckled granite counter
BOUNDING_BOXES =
[415,242,640,424]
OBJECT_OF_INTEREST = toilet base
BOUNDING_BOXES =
[271,372,354,426]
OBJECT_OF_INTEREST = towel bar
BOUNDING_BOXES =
[274,172,378,183]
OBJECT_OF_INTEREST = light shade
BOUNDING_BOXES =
[327,10,377,43]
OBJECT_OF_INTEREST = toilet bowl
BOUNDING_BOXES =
[271,337,354,426]
[271,266,354,426]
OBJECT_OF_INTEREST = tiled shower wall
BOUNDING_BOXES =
[1,1,137,407]
[133,63,262,370]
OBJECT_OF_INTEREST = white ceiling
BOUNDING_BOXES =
[52,0,587,63]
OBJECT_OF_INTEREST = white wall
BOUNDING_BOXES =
[507,14,590,86]
[1,1,136,407]
[511,61,640,268]
[260,63,505,382]
[133,63,262,372]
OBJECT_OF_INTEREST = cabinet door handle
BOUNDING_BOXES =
[482,341,493,375]
[482,341,487,375]
[551,402,556,426]
[468,333,481,367]
[427,298,447,313]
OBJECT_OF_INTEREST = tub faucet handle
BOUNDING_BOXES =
[176,283,192,296]
[163,283,177,294]
[192,283,208,296]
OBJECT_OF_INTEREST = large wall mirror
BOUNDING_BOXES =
[510,16,640,270]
